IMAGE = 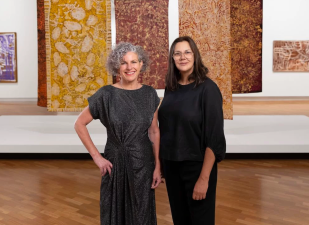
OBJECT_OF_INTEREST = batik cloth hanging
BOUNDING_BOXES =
[179,0,233,119]
[115,0,169,89]
[45,0,112,111]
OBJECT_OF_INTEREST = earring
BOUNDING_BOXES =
[117,75,121,82]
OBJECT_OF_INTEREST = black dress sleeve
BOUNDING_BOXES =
[87,87,106,125]
[152,87,161,113]
[202,80,226,162]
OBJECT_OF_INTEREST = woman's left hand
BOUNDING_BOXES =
[151,166,162,189]
[192,177,209,200]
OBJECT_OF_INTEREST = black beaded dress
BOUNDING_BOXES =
[88,84,160,225]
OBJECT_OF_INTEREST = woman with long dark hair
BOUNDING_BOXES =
[158,36,226,225]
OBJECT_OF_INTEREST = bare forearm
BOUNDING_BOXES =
[74,123,101,159]
[149,130,160,166]
[199,147,216,181]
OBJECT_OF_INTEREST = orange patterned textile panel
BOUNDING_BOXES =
[273,41,309,72]
[179,0,233,119]
[44,0,112,112]
[37,0,47,107]
[115,0,169,89]
[231,0,262,93]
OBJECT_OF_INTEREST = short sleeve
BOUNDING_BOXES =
[87,88,104,120]
[152,87,161,113]
[155,93,160,111]
[202,80,226,162]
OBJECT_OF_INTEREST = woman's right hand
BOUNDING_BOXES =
[93,155,113,176]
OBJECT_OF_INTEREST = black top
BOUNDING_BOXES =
[158,78,226,162]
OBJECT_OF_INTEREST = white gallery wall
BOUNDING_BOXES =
[0,0,38,98]
[0,0,309,99]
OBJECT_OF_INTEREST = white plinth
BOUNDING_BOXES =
[0,115,308,153]
[225,116,309,153]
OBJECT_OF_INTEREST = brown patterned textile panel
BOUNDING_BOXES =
[115,0,169,89]
[231,0,263,93]
[273,41,309,72]
[179,0,233,119]
[37,0,47,107]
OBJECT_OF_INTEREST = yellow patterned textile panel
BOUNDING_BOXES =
[45,0,112,112]
[179,0,233,119]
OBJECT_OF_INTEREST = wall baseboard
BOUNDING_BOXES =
[0,153,308,160]
[225,153,309,159]
[0,98,37,102]
[232,96,309,101]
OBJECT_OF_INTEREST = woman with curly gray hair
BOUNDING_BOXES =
[74,42,161,225]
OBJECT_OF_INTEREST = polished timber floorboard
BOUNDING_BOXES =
[0,159,308,225]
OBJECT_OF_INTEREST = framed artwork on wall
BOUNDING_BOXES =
[0,32,17,83]
[273,41,309,72]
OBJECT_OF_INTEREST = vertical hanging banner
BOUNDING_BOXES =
[115,0,169,89]
[37,0,47,107]
[45,0,112,112]
[179,0,233,119]
[231,0,262,93]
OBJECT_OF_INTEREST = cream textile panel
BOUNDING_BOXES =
[45,0,112,112]
[179,0,233,119]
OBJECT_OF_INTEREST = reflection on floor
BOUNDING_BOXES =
[1,115,309,153]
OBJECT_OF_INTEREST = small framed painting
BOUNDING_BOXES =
[273,40,309,72]
[0,32,18,83]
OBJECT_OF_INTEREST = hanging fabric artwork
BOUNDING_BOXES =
[45,0,112,111]
[115,0,169,89]
[179,0,233,119]
[231,0,263,93]
[37,0,47,107]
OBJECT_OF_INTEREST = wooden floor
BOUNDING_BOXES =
[0,160,308,225]
[0,100,309,224]
[1,99,309,116]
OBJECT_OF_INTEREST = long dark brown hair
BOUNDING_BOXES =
[165,36,209,91]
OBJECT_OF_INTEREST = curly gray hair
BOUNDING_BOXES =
[106,42,150,76]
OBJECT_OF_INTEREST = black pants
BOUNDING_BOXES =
[162,160,218,225]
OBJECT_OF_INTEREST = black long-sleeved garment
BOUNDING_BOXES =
[158,78,226,162]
